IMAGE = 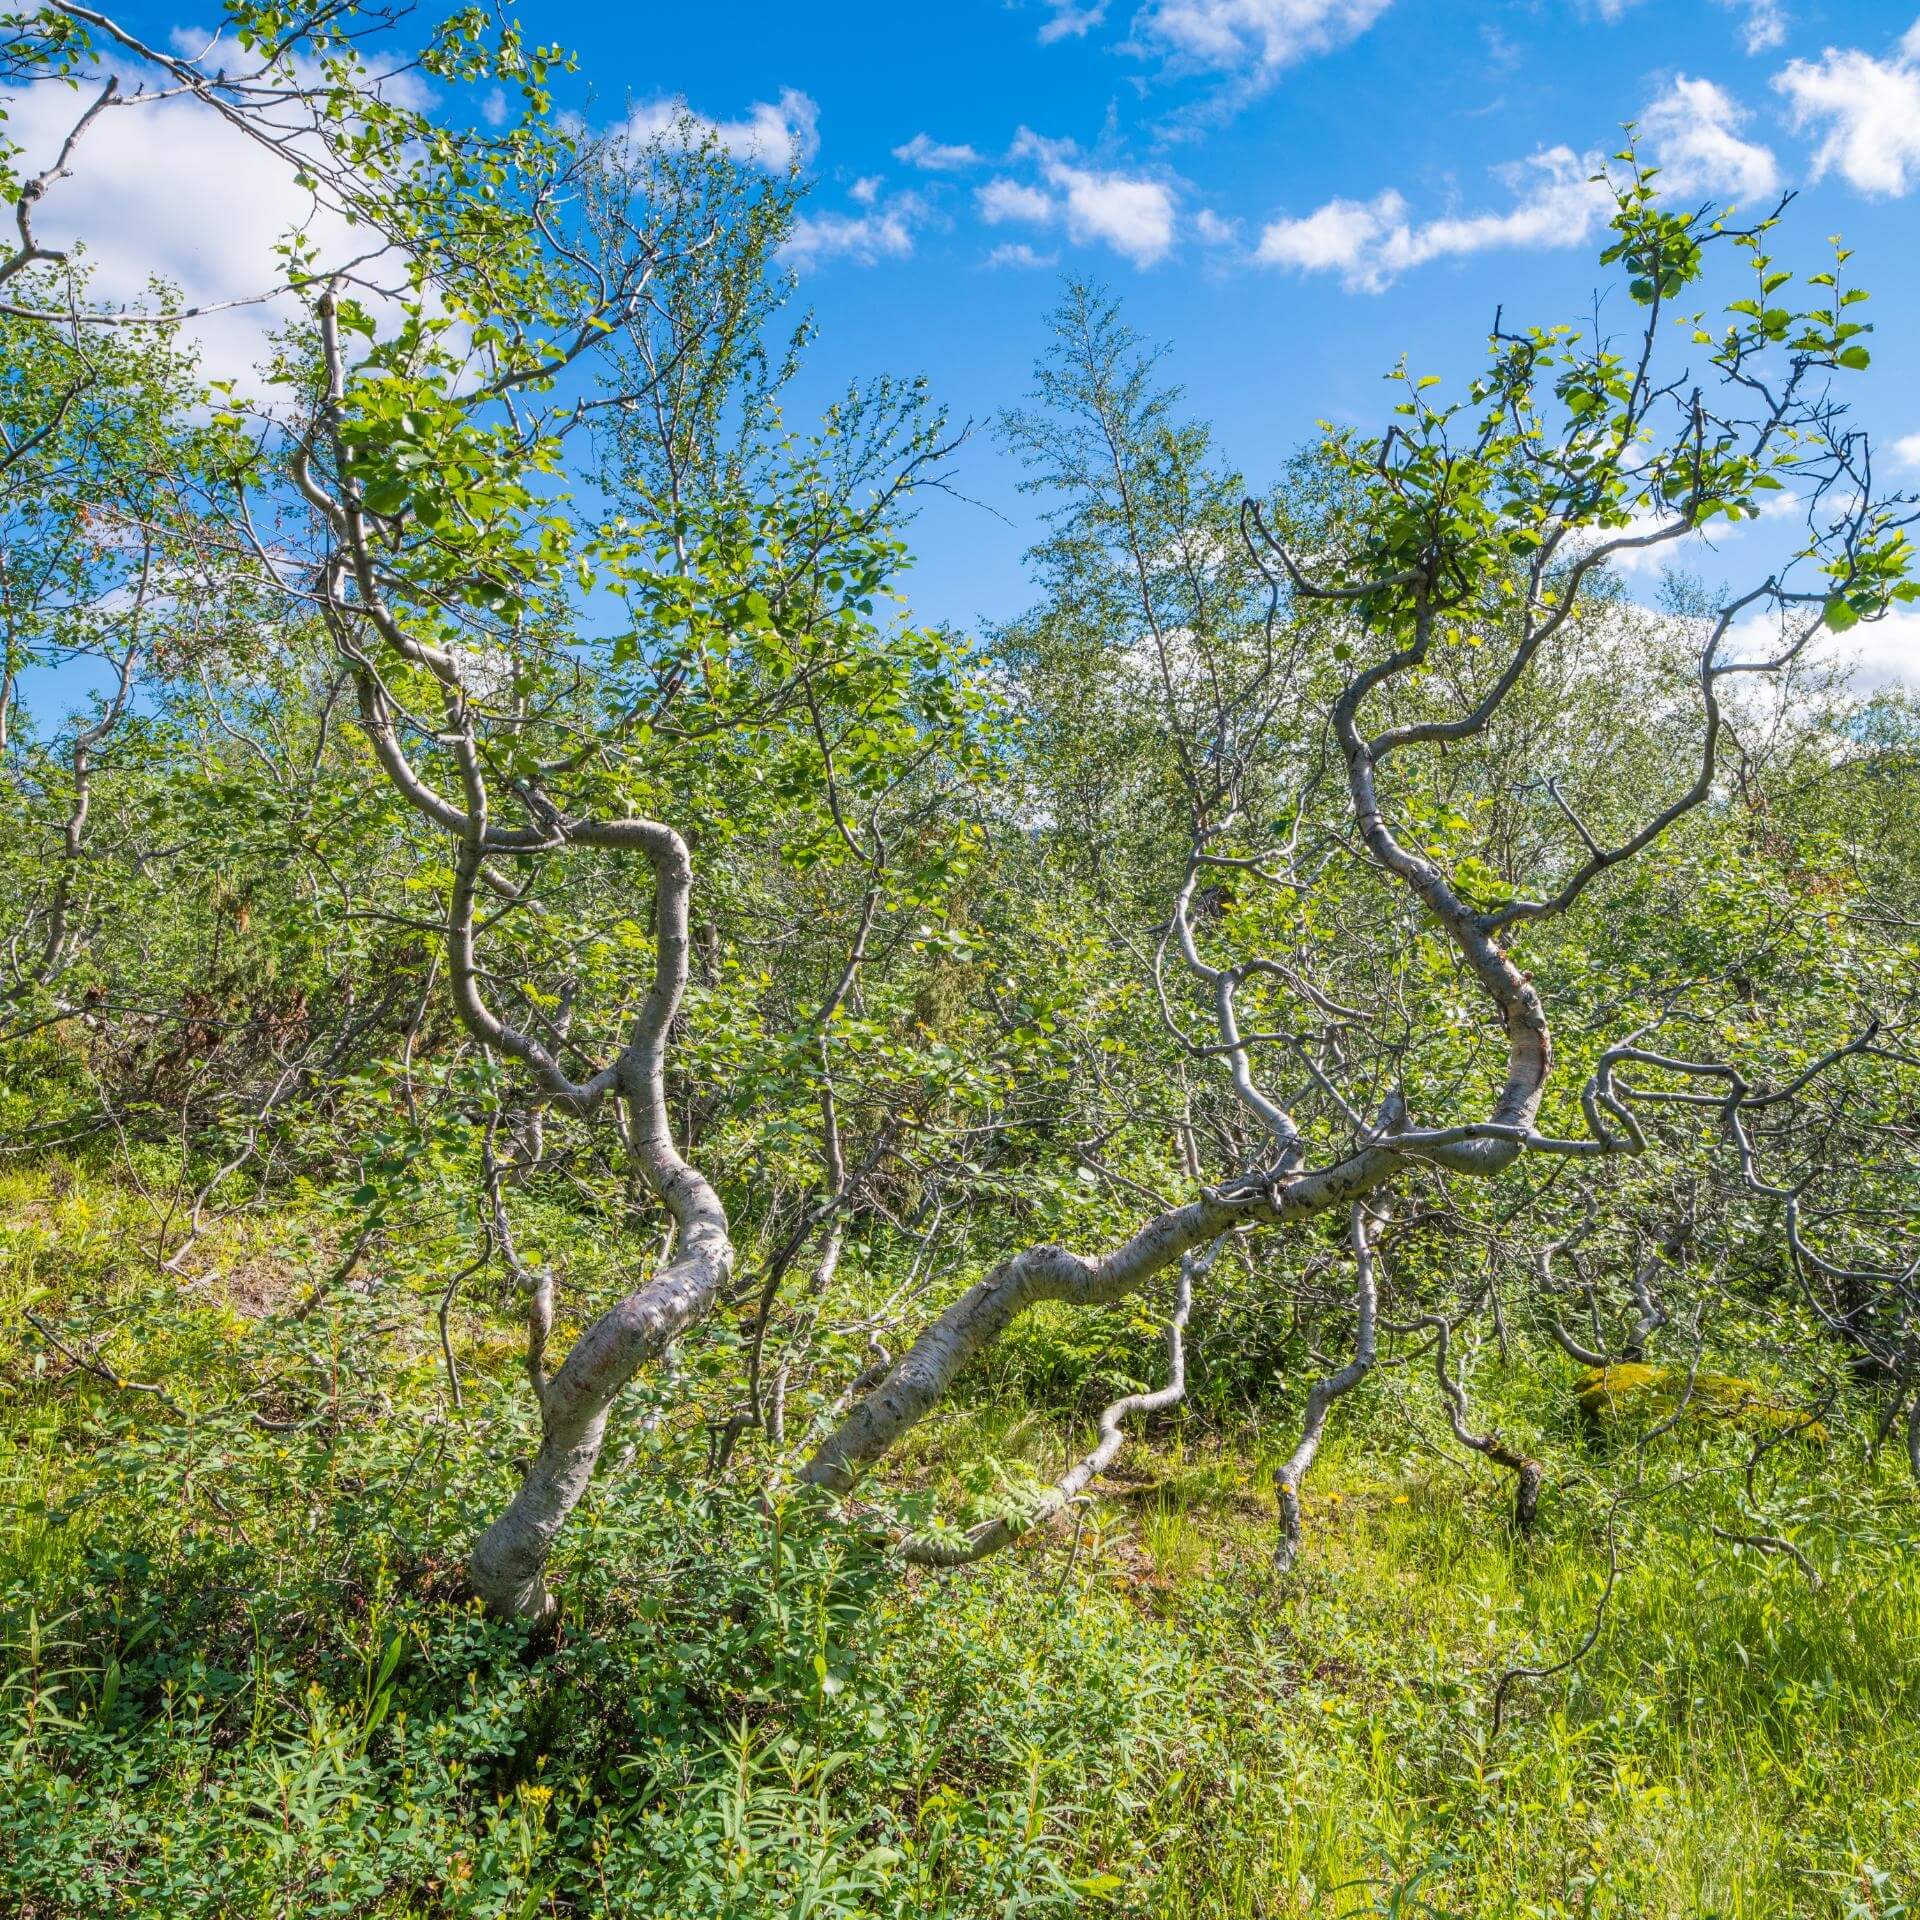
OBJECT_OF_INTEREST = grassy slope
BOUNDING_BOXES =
[2,1160,1916,1918]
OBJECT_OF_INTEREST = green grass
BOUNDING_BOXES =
[2,1158,1916,1917]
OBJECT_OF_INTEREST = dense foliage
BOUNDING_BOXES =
[2,2,1918,1912]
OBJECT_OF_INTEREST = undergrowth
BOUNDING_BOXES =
[2,1159,1915,1917]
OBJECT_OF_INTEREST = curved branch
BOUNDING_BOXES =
[899,1235,1213,1567]
[1415,1310,1544,1530]
[1273,1201,1380,1572]
[800,1137,1415,1497]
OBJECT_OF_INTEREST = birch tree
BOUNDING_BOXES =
[800,163,1920,1562]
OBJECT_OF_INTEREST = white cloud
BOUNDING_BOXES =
[1600,0,1784,50]
[1040,0,1109,42]
[850,175,883,205]
[1194,206,1239,244]
[1257,189,1407,278]
[2,76,382,388]
[1131,0,1394,79]
[1732,606,1920,691]
[167,24,437,109]
[1774,23,1920,197]
[1602,511,1687,577]
[1603,508,1745,578]
[626,88,820,171]
[1835,608,1920,689]
[1721,0,1787,55]
[990,130,1179,266]
[781,194,927,271]
[1641,75,1780,200]
[1256,147,1610,291]
[978,177,1058,225]
[11,64,821,396]
[1410,149,1612,263]
[986,241,1060,268]
[1893,433,1920,469]
[1054,164,1177,264]
[1603,483,1829,581]
[892,132,983,171]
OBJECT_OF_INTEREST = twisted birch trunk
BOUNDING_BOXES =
[467,821,733,1620]
[899,1235,1215,1567]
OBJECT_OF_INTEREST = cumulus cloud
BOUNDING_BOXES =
[7,64,822,392]
[1730,606,1920,691]
[1256,146,1609,292]
[1257,189,1408,278]
[1603,508,1754,579]
[781,193,929,271]
[893,132,983,171]
[982,131,1178,267]
[1893,433,1920,469]
[626,87,819,171]
[1598,0,1785,54]
[1774,22,1920,196]
[166,21,437,109]
[1131,0,1394,80]
[977,177,1058,225]
[1641,75,1780,200]
[1600,511,1697,579]
[1832,608,1920,689]
[1604,485,1830,583]
[3,75,385,388]
[1053,163,1178,263]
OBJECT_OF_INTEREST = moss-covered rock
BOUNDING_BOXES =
[1575,1363,1828,1444]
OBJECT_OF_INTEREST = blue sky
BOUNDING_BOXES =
[552,0,1920,661]
[13,0,1920,680]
